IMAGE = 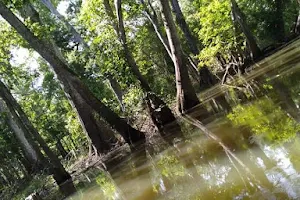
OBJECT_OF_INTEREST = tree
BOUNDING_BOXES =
[0,1,145,153]
[230,0,262,59]
[0,79,76,196]
[159,0,202,113]
[0,100,43,169]
[170,0,200,56]
[39,0,86,46]
[104,0,176,130]
[39,0,125,111]
[294,0,300,34]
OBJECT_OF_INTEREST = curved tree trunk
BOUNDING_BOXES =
[159,0,203,113]
[231,0,262,60]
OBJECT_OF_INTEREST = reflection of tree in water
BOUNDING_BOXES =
[95,170,124,200]
[228,97,300,144]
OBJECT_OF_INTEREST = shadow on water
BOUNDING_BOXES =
[67,41,300,200]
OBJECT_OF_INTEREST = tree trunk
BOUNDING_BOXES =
[231,0,262,60]
[20,156,34,176]
[55,137,68,158]
[140,0,172,58]
[0,80,76,196]
[40,0,124,111]
[107,74,124,111]
[15,2,138,148]
[114,0,151,91]
[0,100,41,167]
[4,2,146,148]
[170,0,200,55]
[40,0,86,46]
[274,0,285,42]
[140,0,217,93]
[24,0,122,113]
[159,0,202,113]
[294,0,300,34]
[102,0,177,130]
[272,80,300,122]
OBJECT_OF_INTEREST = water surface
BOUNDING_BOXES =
[68,40,300,200]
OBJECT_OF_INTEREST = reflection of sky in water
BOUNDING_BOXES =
[201,163,231,186]
[264,146,300,199]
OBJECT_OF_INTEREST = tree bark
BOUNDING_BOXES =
[159,0,202,113]
[294,0,300,34]
[0,100,41,167]
[5,1,145,149]
[40,0,87,46]
[107,74,124,111]
[102,0,177,130]
[40,0,124,111]
[231,0,262,60]
[170,0,200,55]
[0,80,76,196]
[55,137,68,158]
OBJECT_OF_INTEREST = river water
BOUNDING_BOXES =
[67,40,300,200]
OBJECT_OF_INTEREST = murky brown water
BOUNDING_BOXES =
[67,40,300,200]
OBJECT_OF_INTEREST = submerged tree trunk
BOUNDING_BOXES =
[170,0,200,55]
[0,80,76,196]
[231,0,262,60]
[159,0,202,113]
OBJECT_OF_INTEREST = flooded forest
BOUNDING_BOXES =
[1,0,300,199]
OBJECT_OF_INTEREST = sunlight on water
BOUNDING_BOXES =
[68,44,300,200]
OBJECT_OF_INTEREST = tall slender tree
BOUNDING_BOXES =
[231,0,262,59]
[103,0,176,130]
[158,0,204,113]
[170,0,200,55]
